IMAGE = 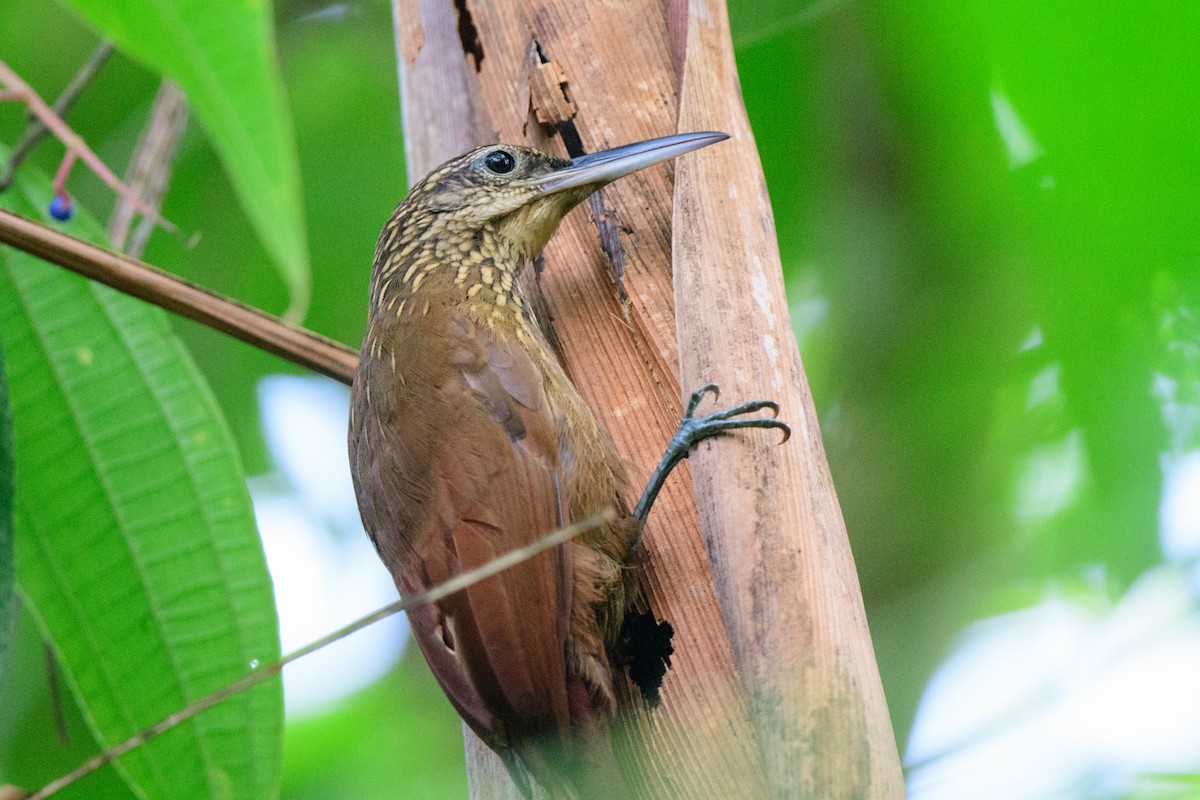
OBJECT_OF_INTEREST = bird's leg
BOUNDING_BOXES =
[629,383,790,549]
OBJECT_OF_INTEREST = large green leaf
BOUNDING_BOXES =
[57,0,310,317]
[0,160,281,797]
[0,344,13,684]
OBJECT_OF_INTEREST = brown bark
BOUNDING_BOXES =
[391,1,905,797]
[673,1,905,797]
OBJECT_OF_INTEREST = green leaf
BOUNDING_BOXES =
[57,0,311,317]
[0,344,13,684]
[0,159,281,797]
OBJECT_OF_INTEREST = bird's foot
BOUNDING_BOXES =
[630,383,790,538]
[674,382,791,449]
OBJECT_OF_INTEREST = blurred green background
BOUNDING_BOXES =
[2,0,1199,797]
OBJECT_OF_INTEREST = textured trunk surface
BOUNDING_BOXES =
[390,1,905,797]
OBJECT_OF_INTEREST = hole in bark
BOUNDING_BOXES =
[614,610,675,705]
[453,0,484,71]
[557,122,586,159]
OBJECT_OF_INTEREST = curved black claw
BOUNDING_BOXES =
[631,384,792,535]
[684,382,721,418]
[680,384,789,444]
[670,402,791,453]
[704,398,781,423]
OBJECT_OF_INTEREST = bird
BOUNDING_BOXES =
[348,131,789,797]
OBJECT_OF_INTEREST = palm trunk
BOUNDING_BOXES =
[391,1,905,797]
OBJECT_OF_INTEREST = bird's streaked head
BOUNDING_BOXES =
[401,132,729,263]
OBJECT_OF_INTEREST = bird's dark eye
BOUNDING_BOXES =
[483,150,516,174]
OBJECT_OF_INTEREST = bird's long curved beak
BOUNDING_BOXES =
[528,131,729,194]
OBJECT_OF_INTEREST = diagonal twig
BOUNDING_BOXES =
[0,41,113,192]
[0,209,357,384]
[0,58,175,231]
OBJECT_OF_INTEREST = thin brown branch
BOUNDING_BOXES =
[0,209,358,384]
[24,509,615,800]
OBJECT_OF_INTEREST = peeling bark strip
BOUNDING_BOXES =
[529,39,584,155]
[529,48,576,126]
[529,39,631,288]
[453,0,484,71]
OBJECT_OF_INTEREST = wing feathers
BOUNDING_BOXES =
[400,310,572,743]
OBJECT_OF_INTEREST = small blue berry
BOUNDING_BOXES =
[49,194,74,221]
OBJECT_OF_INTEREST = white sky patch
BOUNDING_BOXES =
[254,375,407,717]
[1015,428,1086,523]
[1160,451,1200,563]
[912,321,1200,799]
[254,491,406,717]
[908,569,1200,799]
[1154,359,1200,562]
[1154,371,1200,455]
[1025,363,1061,411]
[990,88,1044,169]
[1018,326,1044,354]
[259,376,362,531]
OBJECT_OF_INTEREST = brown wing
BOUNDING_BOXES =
[349,307,571,752]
